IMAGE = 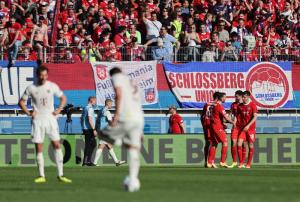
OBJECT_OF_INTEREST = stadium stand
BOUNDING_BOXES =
[0,0,300,63]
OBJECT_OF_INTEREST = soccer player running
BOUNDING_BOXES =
[207,92,235,168]
[101,67,144,192]
[93,99,126,166]
[201,92,219,167]
[228,90,244,168]
[18,66,72,183]
[237,91,258,168]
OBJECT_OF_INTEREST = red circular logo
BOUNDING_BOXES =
[96,65,108,80]
[245,62,289,108]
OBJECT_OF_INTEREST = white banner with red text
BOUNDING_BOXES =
[91,61,158,106]
[163,62,294,109]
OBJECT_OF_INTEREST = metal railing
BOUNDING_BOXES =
[1,45,300,63]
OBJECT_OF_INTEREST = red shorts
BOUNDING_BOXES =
[238,130,256,143]
[231,128,239,140]
[211,127,227,144]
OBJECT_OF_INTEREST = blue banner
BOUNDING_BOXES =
[163,62,294,109]
[0,61,37,109]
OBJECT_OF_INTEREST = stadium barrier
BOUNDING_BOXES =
[0,134,300,166]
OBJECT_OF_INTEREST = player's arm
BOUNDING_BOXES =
[112,86,121,126]
[105,111,113,126]
[53,94,67,116]
[243,113,258,132]
[180,122,185,133]
[18,87,34,117]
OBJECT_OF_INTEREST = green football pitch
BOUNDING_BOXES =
[0,166,300,202]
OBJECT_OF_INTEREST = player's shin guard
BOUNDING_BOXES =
[128,148,140,182]
[242,146,247,163]
[237,146,243,164]
[247,148,254,166]
[231,145,237,163]
[54,149,64,177]
[109,148,119,163]
[208,146,216,164]
[36,152,45,177]
[220,145,228,163]
[93,148,103,165]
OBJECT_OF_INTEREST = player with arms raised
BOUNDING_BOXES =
[237,91,258,168]
[18,66,72,183]
[201,92,219,167]
[207,92,235,168]
[101,67,144,192]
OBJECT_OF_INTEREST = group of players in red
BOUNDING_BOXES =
[201,90,258,168]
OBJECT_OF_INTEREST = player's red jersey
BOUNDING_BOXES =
[236,102,258,131]
[230,102,239,117]
[211,102,227,130]
[169,114,184,134]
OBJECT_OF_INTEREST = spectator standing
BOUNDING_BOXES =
[143,11,162,40]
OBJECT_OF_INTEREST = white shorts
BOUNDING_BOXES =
[101,121,144,149]
[99,140,109,145]
[31,116,60,143]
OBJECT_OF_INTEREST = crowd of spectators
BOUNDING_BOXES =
[1,0,300,63]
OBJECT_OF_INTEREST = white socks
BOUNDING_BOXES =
[54,149,64,177]
[109,148,119,163]
[93,148,103,165]
[128,149,140,182]
[36,152,45,177]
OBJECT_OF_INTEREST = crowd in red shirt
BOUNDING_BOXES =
[1,0,300,63]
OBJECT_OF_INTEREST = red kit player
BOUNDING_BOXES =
[201,92,219,167]
[237,91,258,168]
[207,92,235,168]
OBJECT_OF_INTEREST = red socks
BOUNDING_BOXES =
[247,148,254,166]
[238,146,243,164]
[242,146,247,163]
[231,146,237,162]
[208,146,216,164]
[220,145,228,163]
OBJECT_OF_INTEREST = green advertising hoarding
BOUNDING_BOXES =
[0,134,300,166]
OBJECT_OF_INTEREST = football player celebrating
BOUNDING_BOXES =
[19,66,72,183]
[207,92,235,168]
[237,91,258,168]
[229,90,244,168]
[201,92,219,167]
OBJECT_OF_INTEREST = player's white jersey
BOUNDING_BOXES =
[21,81,64,117]
[111,73,144,123]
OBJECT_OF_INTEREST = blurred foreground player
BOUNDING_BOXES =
[93,99,126,166]
[237,91,258,168]
[207,92,235,168]
[201,92,219,167]
[168,105,185,134]
[101,67,144,192]
[19,66,72,183]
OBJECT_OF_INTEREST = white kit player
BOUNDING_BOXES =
[93,98,126,166]
[18,66,72,183]
[101,67,144,192]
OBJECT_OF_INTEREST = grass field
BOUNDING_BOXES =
[1,166,300,202]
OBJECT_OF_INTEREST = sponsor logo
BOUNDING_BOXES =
[246,62,289,108]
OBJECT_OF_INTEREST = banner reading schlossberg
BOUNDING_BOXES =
[163,62,294,109]
[91,61,158,105]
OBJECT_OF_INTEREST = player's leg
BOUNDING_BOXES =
[203,127,210,167]
[237,132,246,168]
[230,129,238,167]
[219,131,229,168]
[242,141,247,164]
[106,143,126,166]
[34,143,46,183]
[246,133,256,168]
[51,140,72,183]
[207,129,218,168]
[93,143,106,165]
